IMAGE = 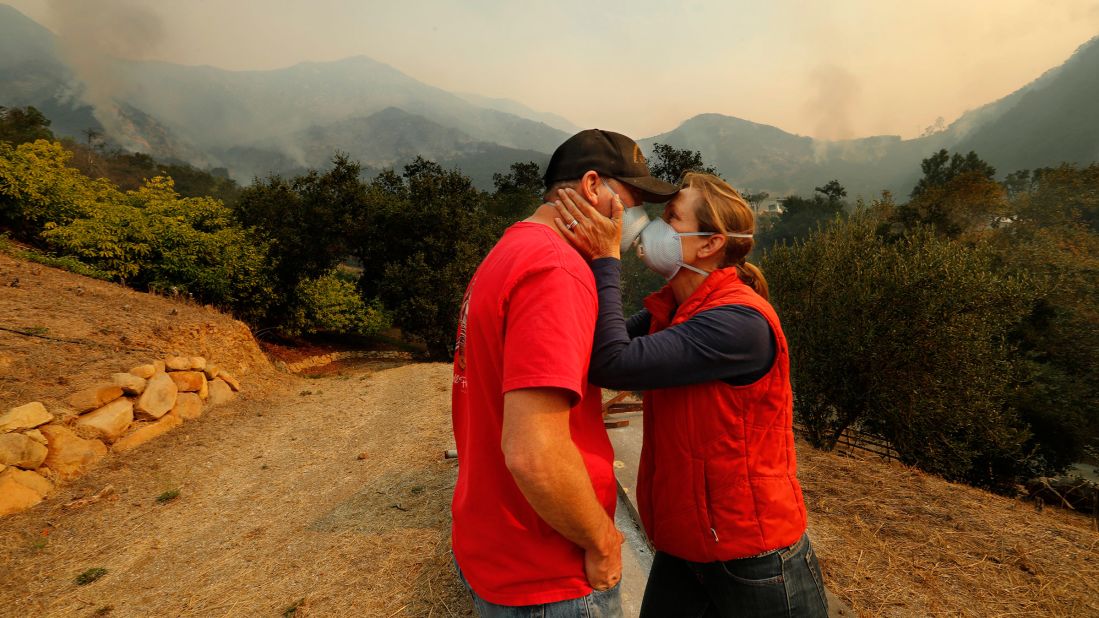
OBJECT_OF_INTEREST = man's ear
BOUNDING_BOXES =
[579,171,601,205]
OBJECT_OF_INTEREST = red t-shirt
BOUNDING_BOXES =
[451,222,615,606]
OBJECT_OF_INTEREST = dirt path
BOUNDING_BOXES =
[0,361,473,617]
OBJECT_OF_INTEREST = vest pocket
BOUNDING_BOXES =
[696,458,719,545]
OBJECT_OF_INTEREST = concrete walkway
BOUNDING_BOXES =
[608,411,853,617]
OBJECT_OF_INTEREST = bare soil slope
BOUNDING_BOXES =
[0,251,272,416]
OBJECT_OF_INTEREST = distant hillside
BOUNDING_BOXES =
[456,91,580,133]
[115,55,568,155]
[0,4,565,184]
[955,36,1099,174]
[640,114,952,198]
[1,2,1095,196]
[642,37,1099,198]
[0,3,101,139]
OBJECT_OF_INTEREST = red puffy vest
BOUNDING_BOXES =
[637,267,807,562]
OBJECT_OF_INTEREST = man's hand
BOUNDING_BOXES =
[584,517,625,590]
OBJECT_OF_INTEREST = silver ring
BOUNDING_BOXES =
[567,219,579,230]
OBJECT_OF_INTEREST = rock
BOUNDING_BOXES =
[165,356,191,371]
[153,360,166,373]
[67,385,124,414]
[0,470,46,515]
[190,356,206,371]
[113,412,182,453]
[39,425,107,480]
[207,379,235,406]
[217,370,241,392]
[135,373,178,420]
[0,402,53,433]
[197,374,209,400]
[0,433,49,469]
[202,364,220,381]
[129,364,156,379]
[0,467,52,496]
[112,373,147,395]
[23,429,46,444]
[172,393,203,420]
[168,371,205,392]
[75,399,133,442]
[35,466,56,482]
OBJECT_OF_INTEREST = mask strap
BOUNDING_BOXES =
[672,231,754,278]
[674,232,755,239]
[677,262,711,277]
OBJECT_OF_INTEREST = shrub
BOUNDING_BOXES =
[287,270,390,336]
[765,206,1037,489]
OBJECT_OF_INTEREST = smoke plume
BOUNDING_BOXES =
[47,0,165,148]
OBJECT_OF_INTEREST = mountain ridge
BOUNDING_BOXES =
[1,3,1095,194]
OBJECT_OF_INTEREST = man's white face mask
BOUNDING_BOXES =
[620,204,651,253]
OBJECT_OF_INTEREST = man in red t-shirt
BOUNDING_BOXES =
[451,130,678,615]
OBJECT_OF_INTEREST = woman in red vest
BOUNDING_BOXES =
[553,172,828,617]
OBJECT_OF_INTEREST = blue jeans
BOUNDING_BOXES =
[455,558,624,618]
[639,533,829,618]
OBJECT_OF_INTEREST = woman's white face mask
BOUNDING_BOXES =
[638,218,727,280]
[609,181,753,280]
[622,208,754,280]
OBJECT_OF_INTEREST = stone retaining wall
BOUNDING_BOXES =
[0,355,241,516]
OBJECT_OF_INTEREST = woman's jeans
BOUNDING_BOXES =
[455,558,624,618]
[639,533,829,618]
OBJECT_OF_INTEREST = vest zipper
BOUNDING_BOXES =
[711,527,720,543]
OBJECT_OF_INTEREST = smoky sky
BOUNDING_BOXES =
[8,0,1099,140]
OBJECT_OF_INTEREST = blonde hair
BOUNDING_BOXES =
[681,172,769,300]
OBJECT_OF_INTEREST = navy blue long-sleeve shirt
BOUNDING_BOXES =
[588,258,775,391]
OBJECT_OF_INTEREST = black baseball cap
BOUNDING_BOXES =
[543,129,679,203]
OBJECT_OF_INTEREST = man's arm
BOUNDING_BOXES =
[501,387,622,590]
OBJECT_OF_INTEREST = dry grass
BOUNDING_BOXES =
[0,361,471,617]
[801,446,1099,617]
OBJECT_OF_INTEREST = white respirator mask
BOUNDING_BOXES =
[606,180,753,280]
[637,218,754,281]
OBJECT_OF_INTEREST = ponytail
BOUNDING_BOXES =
[736,261,769,300]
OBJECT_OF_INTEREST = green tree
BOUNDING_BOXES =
[356,157,498,358]
[742,190,770,213]
[815,180,847,204]
[895,172,1008,239]
[759,182,847,250]
[648,143,719,184]
[235,154,366,323]
[910,149,996,199]
[989,163,1099,470]
[0,140,117,239]
[488,161,543,222]
[0,106,54,145]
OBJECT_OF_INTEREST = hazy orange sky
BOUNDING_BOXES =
[7,0,1099,139]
